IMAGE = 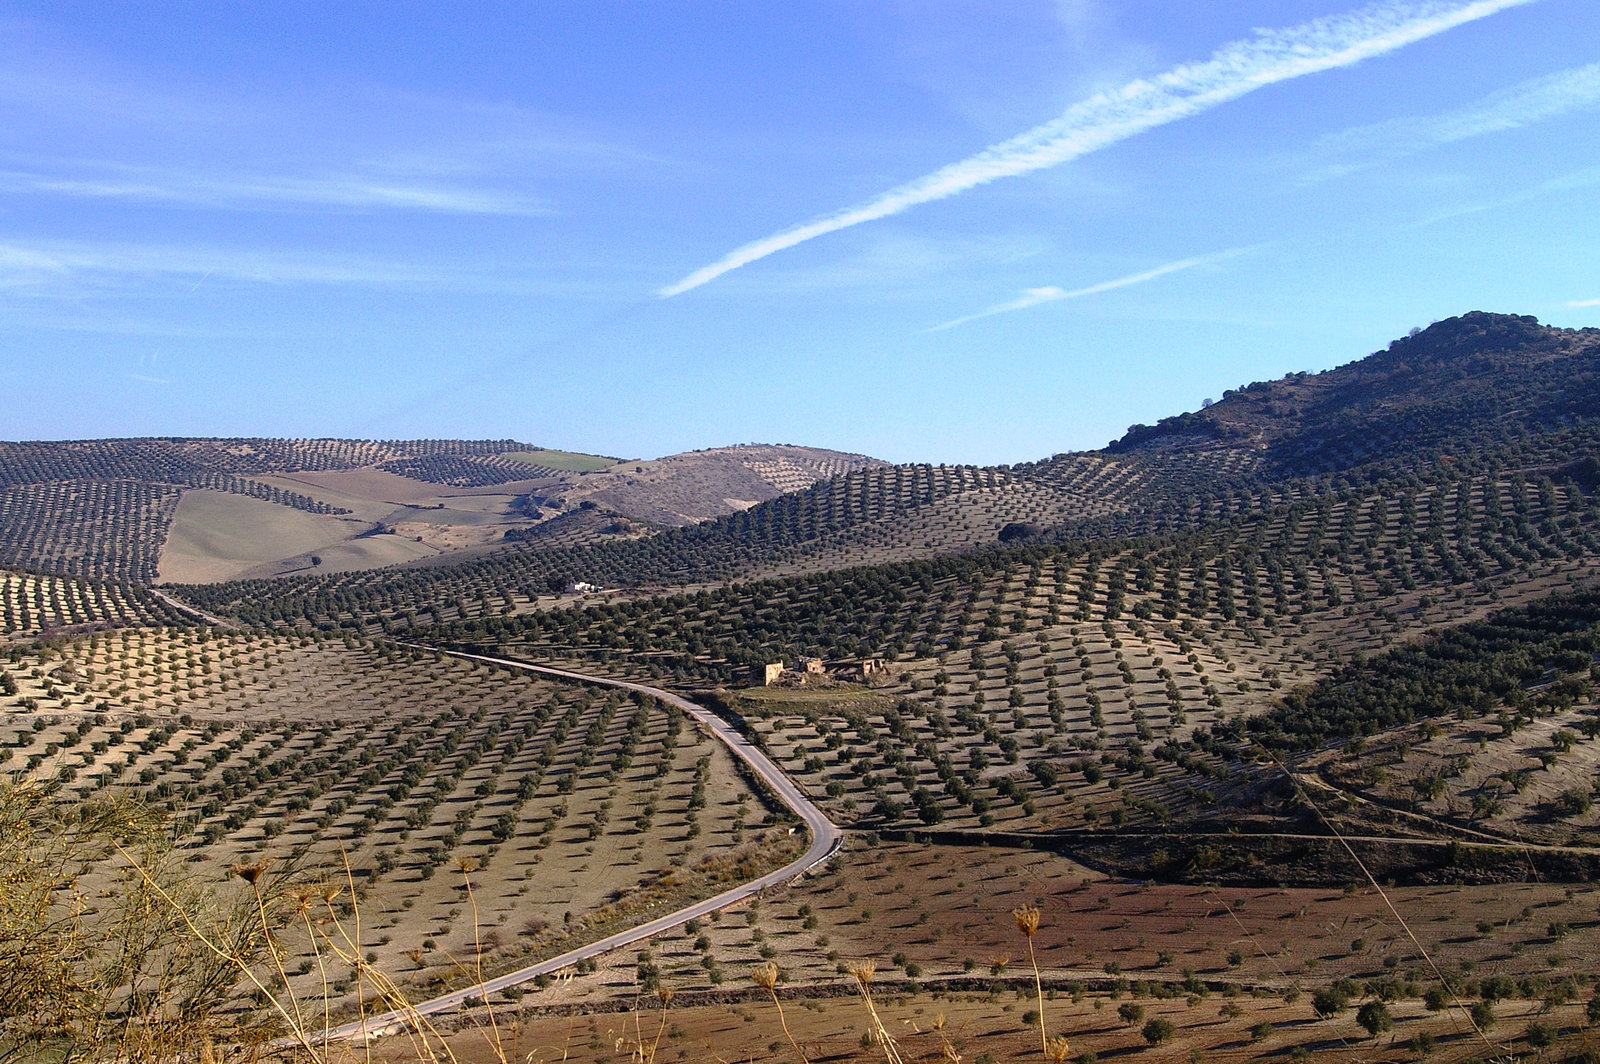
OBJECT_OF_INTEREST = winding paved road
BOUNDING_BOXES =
[148,588,238,629]
[326,650,843,1043]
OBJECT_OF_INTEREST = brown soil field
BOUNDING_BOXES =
[269,469,555,509]
[236,531,442,578]
[156,490,378,584]
[389,839,1600,1064]
[157,481,546,583]
[420,989,1600,1064]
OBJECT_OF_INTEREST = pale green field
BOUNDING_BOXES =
[505,448,622,473]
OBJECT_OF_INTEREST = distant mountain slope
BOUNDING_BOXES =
[511,444,888,527]
[0,437,560,488]
[0,436,885,583]
[1106,311,1600,476]
[176,312,1600,631]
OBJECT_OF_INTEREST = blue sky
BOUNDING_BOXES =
[2,1,1596,463]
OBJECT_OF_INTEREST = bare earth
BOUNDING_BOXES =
[156,490,379,583]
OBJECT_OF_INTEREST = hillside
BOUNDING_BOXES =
[0,436,884,584]
[13,312,1600,1061]
[178,313,1600,628]
[1107,311,1600,475]
[513,444,889,527]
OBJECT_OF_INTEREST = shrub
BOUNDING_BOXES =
[1525,1020,1557,1049]
[1142,1019,1175,1045]
[1312,985,1351,1018]
[1356,1001,1393,1038]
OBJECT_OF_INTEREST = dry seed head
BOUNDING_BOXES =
[229,859,270,885]
[847,960,876,986]
[285,886,318,916]
[1047,1036,1072,1063]
[454,855,481,874]
[1013,904,1041,938]
[656,986,675,1006]
[751,962,779,991]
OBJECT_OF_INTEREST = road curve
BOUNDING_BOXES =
[148,587,238,629]
[325,650,843,1043]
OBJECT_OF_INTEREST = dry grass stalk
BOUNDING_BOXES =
[628,985,674,1064]
[454,854,508,1064]
[1012,904,1052,1059]
[304,883,460,1064]
[846,961,904,1064]
[113,842,324,1061]
[752,961,808,1064]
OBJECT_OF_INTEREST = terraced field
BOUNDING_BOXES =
[0,570,182,640]
[1,632,798,1015]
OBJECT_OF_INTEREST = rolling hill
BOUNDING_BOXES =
[11,311,1600,1061]
[0,436,884,584]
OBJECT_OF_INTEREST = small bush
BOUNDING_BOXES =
[1142,1018,1175,1045]
[1313,986,1350,1018]
[1525,1020,1557,1049]
[1357,1001,1393,1038]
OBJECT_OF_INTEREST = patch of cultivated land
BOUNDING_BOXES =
[157,489,392,583]
[0,568,176,639]
[261,468,553,513]
[399,839,1600,1064]
[1309,698,1600,849]
[158,475,561,582]
[0,632,801,1015]
[505,449,622,473]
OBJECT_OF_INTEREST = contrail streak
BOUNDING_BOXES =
[925,247,1251,332]
[1298,60,1600,183]
[660,0,1536,297]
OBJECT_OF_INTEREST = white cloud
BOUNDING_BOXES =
[925,247,1252,332]
[1415,163,1600,226]
[660,0,1537,297]
[1568,298,1600,308]
[0,163,546,215]
[1300,60,1600,181]
[0,237,470,294]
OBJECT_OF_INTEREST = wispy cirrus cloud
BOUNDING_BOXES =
[1301,60,1600,182]
[1568,298,1600,308]
[1415,162,1600,226]
[925,246,1252,332]
[659,0,1537,297]
[0,236,455,292]
[0,161,547,215]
